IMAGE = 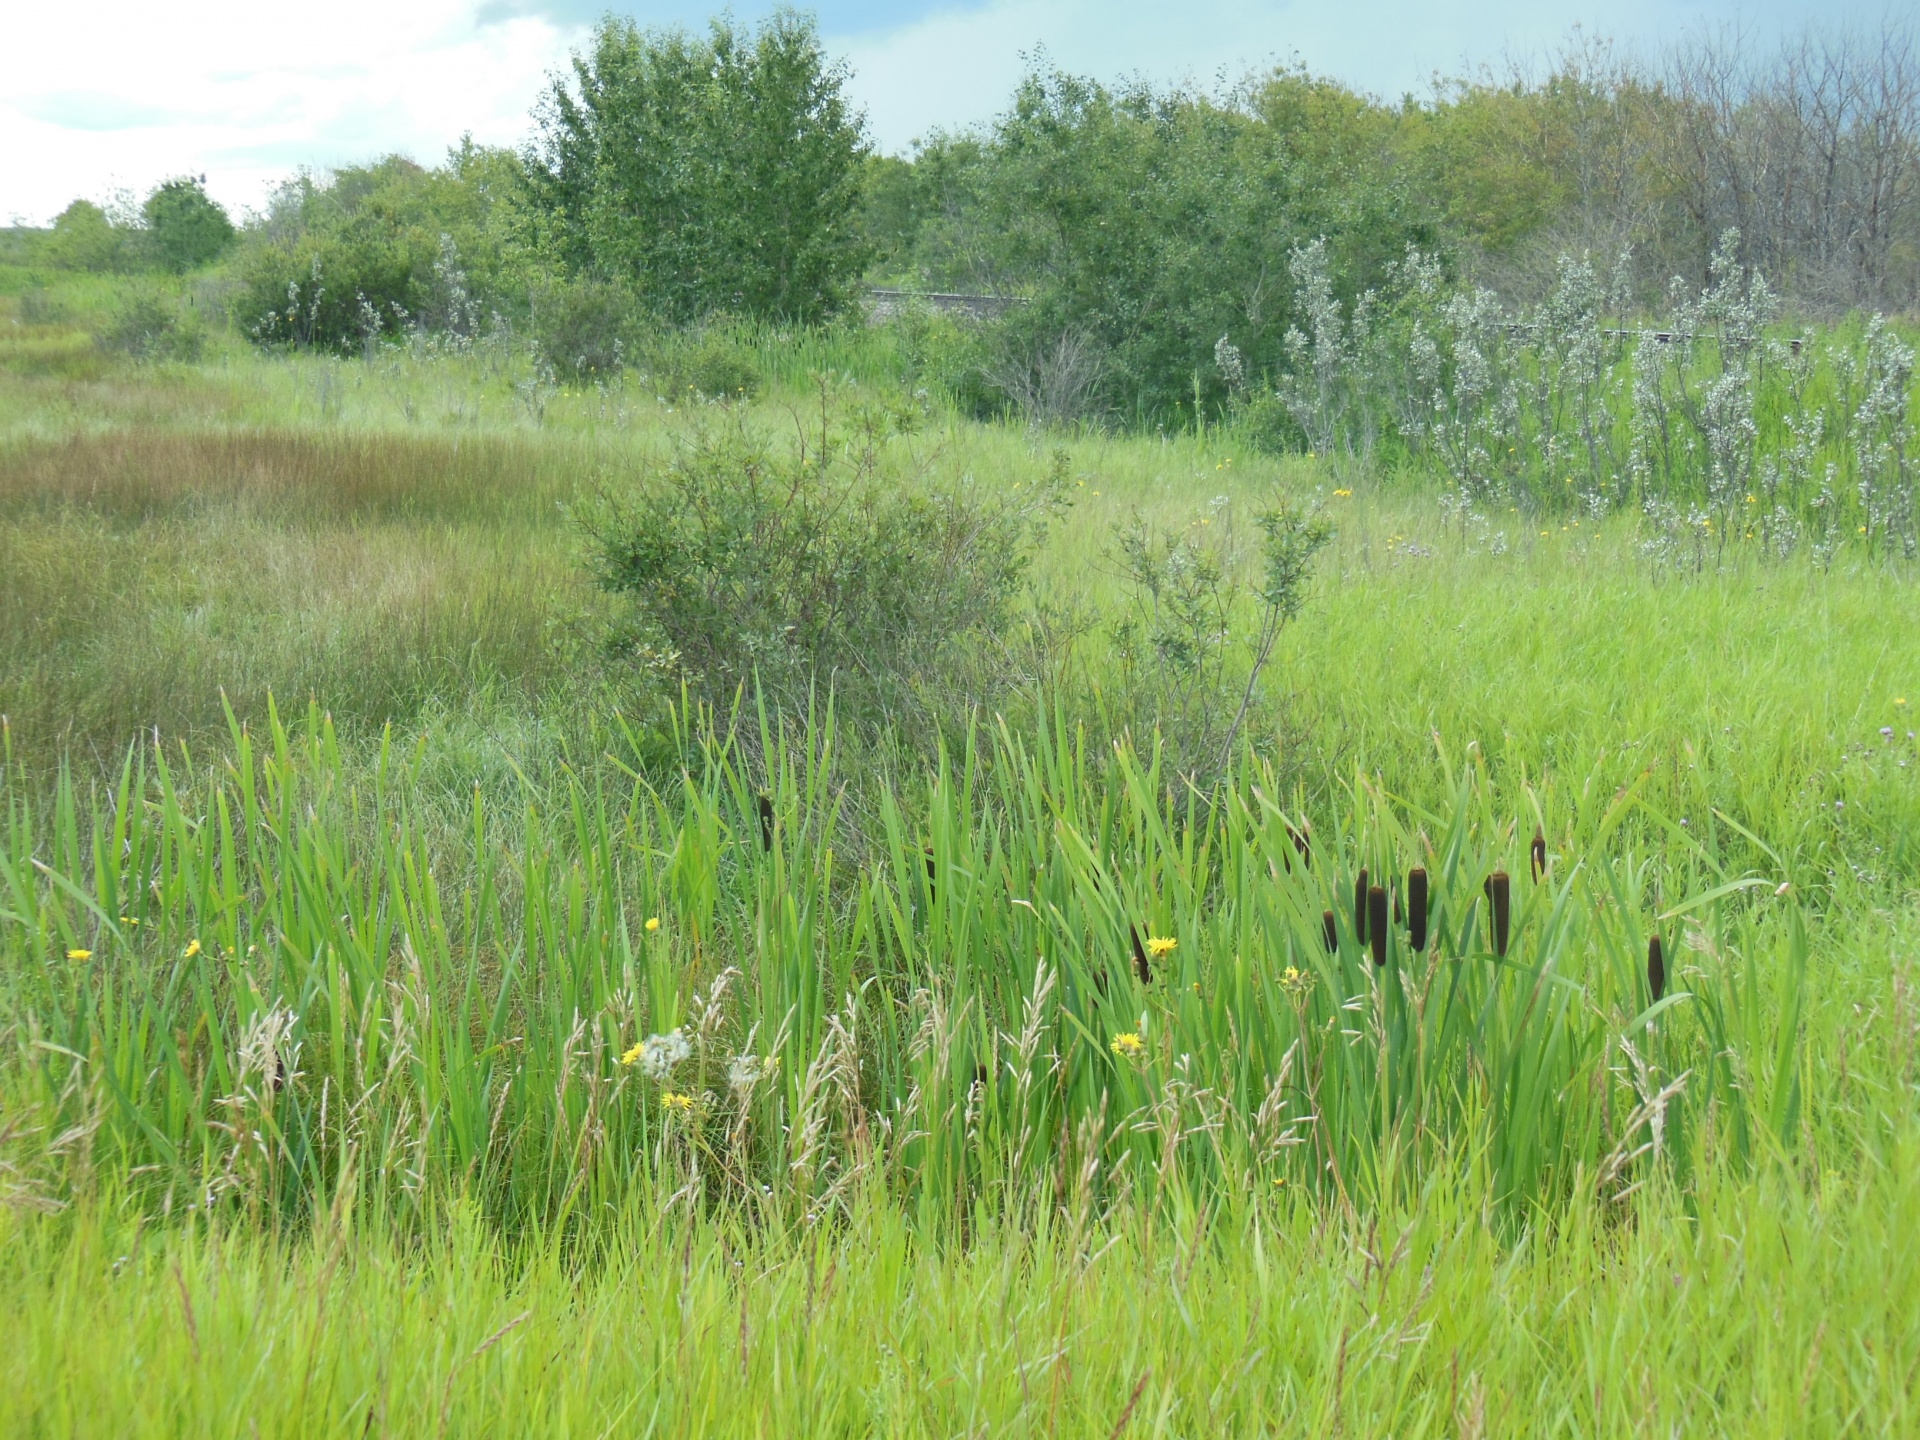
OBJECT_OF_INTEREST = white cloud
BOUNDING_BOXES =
[0,0,578,223]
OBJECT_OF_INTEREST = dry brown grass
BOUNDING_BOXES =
[0,427,605,767]
[0,428,580,526]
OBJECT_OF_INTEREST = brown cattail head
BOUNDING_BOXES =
[757,793,774,852]
[924,846,938,893]
[1488,870,1511,956]
[1408,867,1429,951]
[1322,909,1338,954]
[1131,925,1153,984]
[1354,868,1370,945]
[1368,886,1389,966]
[1531,829,1547,884]
[1288,822,1312,868]
[1648,934,1666,1001]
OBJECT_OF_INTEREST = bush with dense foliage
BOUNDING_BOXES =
[528,10,869,326]
[580,388,1064,728]
[237,147,530,351]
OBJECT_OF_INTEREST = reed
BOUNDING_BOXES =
[0,701,1807,1228]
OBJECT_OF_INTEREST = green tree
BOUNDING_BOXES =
[142,177,235,272]
[530,9,869,324]
[890,67,1438,424]
[45,200,129,272]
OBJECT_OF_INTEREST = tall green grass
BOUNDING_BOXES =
[0,698,1810,1232]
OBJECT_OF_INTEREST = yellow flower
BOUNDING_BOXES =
[621,1042,644,1066]
[1331,488,1352,497]
[66,948,91,962]
[184,939,201,959]
[661,1092,694,1111]
[1110,1032,1145,1058]
[1897,698,1908,707]
[645,916,661,932]
[1145,936,1177,958]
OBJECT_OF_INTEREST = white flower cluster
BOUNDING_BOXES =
[638,1028,691,1080]
[728,1052,776,1092]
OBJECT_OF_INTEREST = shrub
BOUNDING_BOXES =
[1105,495,1331,788]
[580,385,1068,730]
[637,322,762,399]
[96,291,205,363]
[529,277,642,382]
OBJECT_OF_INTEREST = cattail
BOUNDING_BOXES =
[1131,925,1153,984]
[1487,871,1511,956]
[924,845,938,898]
[1287,822,1312,868]
[1408,867,1428,951]
[1531,829,1547,884]
[1393,888,1402,925]
[1322,909,1338,953]
[1647,934,1666,1001]
[1354,868,1370,945]
[1368,886,1389,967]
[757,793,774,853]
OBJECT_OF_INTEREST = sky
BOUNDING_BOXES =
[0,0,1895,226]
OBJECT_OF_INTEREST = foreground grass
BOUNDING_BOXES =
[5,1155,1918,1438]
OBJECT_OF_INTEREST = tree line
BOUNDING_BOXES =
[15,10,1918,425]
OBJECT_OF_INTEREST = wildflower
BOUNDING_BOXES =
[119,916,139,927]
[1331,488,1352,498]
[629,1029,692,1079]
[184,939,201,958]
[1110,1032,1145,1058]
[621,1042,645,1066]
[645,916,661,932]
[728,1053,769,1090]
[1145,936,1177,959]
[67,948,91,962]
[1897,698,1908,707]
[661,1092,695,1112]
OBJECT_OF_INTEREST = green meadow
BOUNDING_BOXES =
[1,272,1917,1437]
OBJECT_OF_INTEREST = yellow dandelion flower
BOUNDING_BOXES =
[1110,1032,1145,1058]
[184,939,201,958]
[67,948,91,962]
[1897,698,1908,707]
[1332,488,1352,497]
[1145,936,1177,958]
[621,1042,644,1066]
[661,1092,695,1111]
[645,916,661,932]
